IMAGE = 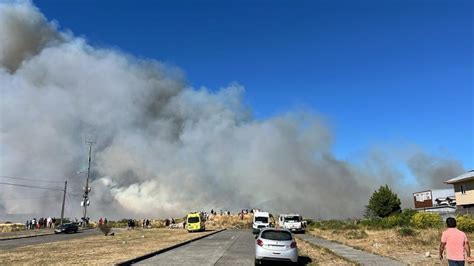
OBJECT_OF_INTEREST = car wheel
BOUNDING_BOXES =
[254,259,261,265]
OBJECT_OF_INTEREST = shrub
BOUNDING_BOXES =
[411,212,442,229]
[312,220,359,230]
[386,215,402,227]
[398,209,417,226]
[360,217,394,230]
[456,215,474,233]
[398,226,417,237]
[345,230,368,239]
[305,219,316,227]
[98,224,112,236]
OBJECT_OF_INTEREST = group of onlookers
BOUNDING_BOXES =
[141,218,151,228]
[25,217,56,230]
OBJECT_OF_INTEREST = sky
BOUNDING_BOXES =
[32,0,473,167]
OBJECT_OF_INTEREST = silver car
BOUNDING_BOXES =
[255,228,298,264]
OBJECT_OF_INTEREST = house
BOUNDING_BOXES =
[444,170,474,213]
[413,188,456,214]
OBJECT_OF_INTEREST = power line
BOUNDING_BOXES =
[0,175,64,183]
[1,197,58,201]
[0,182,64,191]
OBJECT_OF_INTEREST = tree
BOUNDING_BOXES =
[365,185,401,218]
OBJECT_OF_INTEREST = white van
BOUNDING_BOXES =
[253,211,270,234]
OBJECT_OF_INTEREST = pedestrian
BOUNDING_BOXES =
[25,220,30,230]
[440,217,471,265]
[99,217,103,226]
[104,218,107,225]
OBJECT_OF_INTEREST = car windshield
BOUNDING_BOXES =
[188,217,200,223]
[261,230,292,241]
[284,216,301,222]
[255,217,268,223]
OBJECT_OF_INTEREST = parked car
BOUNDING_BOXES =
[54,223,79,234]
[252,211,270,234]
[255,228,298,264]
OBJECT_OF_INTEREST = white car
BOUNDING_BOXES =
[255,228,298,264]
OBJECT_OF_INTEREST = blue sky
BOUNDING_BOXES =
[34,0,473,168]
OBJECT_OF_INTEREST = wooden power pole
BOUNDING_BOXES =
[60,180,67,225]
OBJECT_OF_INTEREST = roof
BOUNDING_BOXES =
[444,170,474,184]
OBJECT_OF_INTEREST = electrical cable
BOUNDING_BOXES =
[0,175,64,183]
[0,182,64,191]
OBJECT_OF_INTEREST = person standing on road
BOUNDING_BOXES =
[440,217,471,265]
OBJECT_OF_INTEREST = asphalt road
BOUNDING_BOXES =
[136,230,256,265]
[0,229,101,250]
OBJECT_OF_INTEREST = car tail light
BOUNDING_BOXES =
[257,239,264,247]
[290,242,297,249]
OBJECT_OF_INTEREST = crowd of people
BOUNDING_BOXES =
[123,218,151,229]
[25,217,57,230]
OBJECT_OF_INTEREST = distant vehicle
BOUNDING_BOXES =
[278,214,305,233]
[255,228,298,264]
[186,212,205,232]
[54,223,79,234]
[252,211,270,234]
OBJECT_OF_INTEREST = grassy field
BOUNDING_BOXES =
[296,237,355,265]
[0,223,26,233]
[0,228,213,265]
[308,227,456,265]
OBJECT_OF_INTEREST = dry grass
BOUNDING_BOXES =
[0,228,214,265]
[309,227,465,265]
[0,228,54,240]
[206,214,253,229]
[296,238,356,265]
[0,223,25,233]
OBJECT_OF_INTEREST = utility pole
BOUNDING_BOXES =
[82,141,94,227]
[60,180,67,225]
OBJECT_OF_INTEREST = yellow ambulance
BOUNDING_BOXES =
[186,212,205,232]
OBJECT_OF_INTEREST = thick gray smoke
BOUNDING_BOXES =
[0,2,466,220]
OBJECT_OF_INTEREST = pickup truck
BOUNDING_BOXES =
[278,214,305,233]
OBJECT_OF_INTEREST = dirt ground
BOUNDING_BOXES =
[0,228,213,265]
[296,237,355,265]
[309,227,472,265]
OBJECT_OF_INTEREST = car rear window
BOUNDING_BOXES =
[255,216,268,223]
[261,230,292,241]
[284,216,301,222]
[188,217,200,223]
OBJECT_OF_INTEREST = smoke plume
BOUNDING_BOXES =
[0,1,466,220]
